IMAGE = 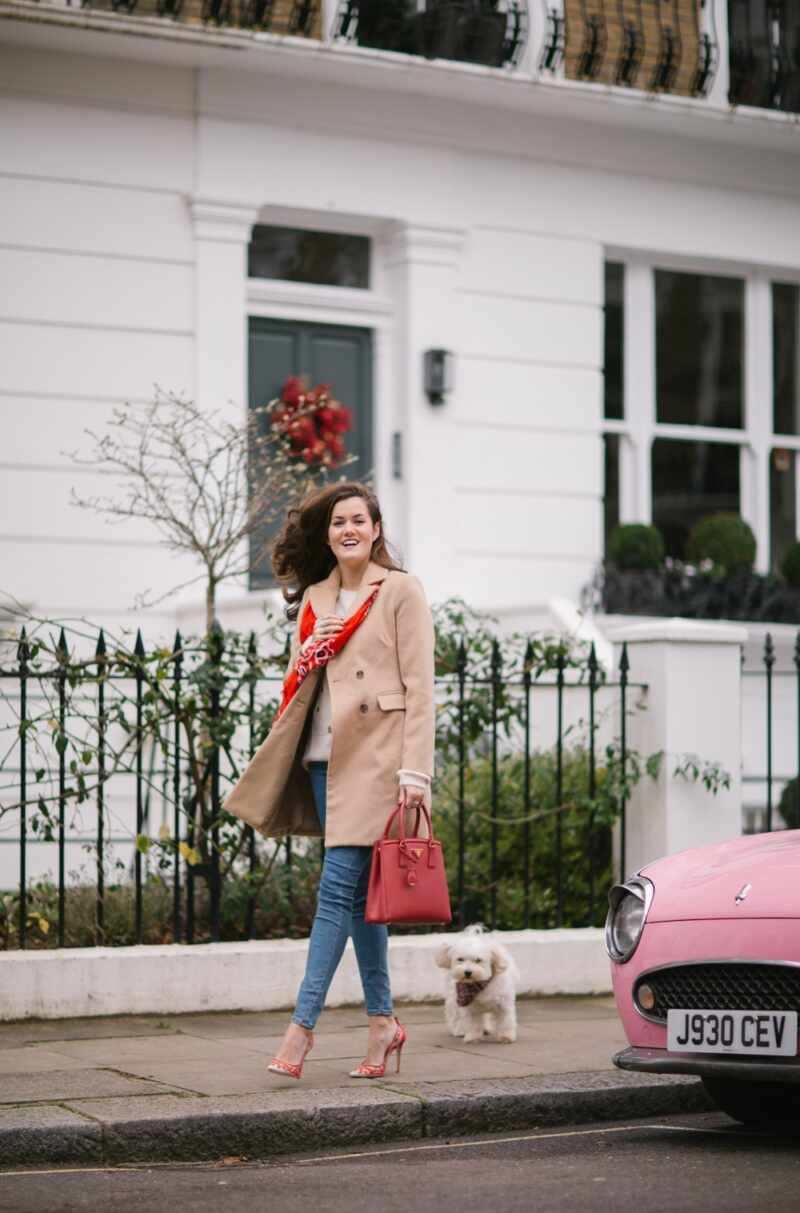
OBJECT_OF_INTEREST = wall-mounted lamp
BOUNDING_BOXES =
[424,349,454,405]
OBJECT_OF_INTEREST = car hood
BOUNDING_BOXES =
[641,830,800,921]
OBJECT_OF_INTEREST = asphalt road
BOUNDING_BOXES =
[4,1113,800,1213]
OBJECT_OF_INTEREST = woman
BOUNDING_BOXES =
[225,482,435,1079]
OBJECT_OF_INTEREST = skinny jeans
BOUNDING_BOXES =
[292,761,392,1029]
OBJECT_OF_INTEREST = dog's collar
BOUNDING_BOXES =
[456,980,489,1007]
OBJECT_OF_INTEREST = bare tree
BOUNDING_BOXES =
[69,392,336,633]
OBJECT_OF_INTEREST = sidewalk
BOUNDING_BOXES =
[0,997,709,1167]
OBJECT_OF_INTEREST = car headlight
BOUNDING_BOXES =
[605,876,654,963]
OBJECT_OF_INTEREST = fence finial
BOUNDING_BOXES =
[134,628,145,659]
[456,638,467,677]
[172,629,183,657]
[17,626,29,665]
[56,627,69,662]
[619,641,630,677]
[491,638,502,676]
[95,629,107,658]
[523,638,534,675]
[764,632,775,669]
[247,631,257,659]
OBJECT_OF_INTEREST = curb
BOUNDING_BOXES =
[0,1072,712,1167]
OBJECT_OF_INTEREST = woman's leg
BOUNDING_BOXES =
[351,866,392,1019]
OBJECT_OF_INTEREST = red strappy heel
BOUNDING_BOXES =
[349,1019,407,1079]
[267,1032,314,1080]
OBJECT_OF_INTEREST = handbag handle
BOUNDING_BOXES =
[381,801,433,842]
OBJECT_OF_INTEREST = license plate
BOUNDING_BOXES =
[667,1009,798,1056]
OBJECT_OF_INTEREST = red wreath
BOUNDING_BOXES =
[270,376,353,467]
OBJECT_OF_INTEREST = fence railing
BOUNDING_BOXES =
[742,630,800,834]
[0,626,637,949]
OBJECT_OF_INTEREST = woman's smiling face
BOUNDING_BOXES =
[327,496,380,569]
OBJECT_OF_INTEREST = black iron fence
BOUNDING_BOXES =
[743,630,800,833]
[0,625,637,949]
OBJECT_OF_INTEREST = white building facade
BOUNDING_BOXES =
[2,0,800,902]
[2,0,798,642]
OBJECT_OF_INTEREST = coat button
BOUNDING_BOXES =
[356,670,364,679]
[359,703,368,714]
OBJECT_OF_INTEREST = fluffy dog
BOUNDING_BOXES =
[435,924,519,1043]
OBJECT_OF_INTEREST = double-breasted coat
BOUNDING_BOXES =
[224,562,436,848]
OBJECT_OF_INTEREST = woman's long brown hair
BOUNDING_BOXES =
[272,482,403,620]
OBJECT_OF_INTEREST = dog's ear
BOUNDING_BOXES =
[491,945,509,975]
[434,942,453,970]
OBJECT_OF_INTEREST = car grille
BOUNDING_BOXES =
[637,963,800,1021]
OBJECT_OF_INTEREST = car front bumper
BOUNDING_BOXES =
[615,1046,800,1085]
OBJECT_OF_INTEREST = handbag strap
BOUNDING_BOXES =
[382,801,433,842]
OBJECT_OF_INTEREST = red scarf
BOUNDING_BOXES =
[276,581,382,719]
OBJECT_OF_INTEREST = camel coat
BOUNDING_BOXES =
[224,562,436,848]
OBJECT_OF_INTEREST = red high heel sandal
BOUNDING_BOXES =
[267,1032,314,1080]
[349,1019,407,1079]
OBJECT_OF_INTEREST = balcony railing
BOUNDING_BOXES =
[11,0,800,114]
[334,1,529,70]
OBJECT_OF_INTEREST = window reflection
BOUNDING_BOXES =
[773,283,800,436]
[652,438,740,558]
[655,271,744,429]
[770,448,797,571]
[604,263,624,420]
[248,225,370,289]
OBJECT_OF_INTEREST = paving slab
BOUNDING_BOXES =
[0,1068,182,1104]
[0,998,712,1167]
[381,1070,712,1137]
[64,1086,424,1163]
[0,1104,102,1167]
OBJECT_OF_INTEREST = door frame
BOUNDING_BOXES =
[246,274,401,556]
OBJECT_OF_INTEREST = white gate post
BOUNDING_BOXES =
[609,618,747,878]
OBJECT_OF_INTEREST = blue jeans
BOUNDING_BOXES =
[292,762,393,1029]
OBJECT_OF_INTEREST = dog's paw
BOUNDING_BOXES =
[496,1033,516,1044]
[462,1032,483,1044]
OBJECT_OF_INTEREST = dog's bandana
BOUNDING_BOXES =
[456,980,489,1007]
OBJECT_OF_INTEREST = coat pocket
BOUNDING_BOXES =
[377,691,406,711]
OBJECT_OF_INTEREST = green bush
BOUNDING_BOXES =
[780,542,800,588]
[434,748,615,930]
[0,855,321,950]
[779,778,800,830]
[686,513,756,573]
[608,524,665,571]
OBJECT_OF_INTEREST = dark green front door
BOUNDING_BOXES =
[248,317,374,587]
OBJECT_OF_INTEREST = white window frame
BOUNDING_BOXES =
[603,252,800,573]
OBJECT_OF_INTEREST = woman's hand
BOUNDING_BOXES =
[397,783,426,812]
[313,615,344,643]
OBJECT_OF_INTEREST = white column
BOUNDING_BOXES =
[609,618,746,878]
[190,199,259,423]
[383,223,466,598]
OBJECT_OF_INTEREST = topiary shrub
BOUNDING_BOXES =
[686,513,756,573]
[781,542,800,588]
[607,523,665,571]
[779,778,800,830]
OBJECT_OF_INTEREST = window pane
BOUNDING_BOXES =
[655,270,744,428]
[773,283,800,435]
[603,434,621,552]
[248,225,370,288]
[652,439,740,558]
[770,448,797,572]
[604,263,624,420]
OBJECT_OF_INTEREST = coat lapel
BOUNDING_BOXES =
[308,561,389,620]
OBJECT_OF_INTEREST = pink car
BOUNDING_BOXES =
[606,829,800,1124]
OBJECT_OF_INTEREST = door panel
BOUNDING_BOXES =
[248,317,373,587]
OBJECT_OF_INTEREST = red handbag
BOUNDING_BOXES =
[365,802,452,926]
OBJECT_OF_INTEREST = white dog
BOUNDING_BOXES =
[435,924,519,1043]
